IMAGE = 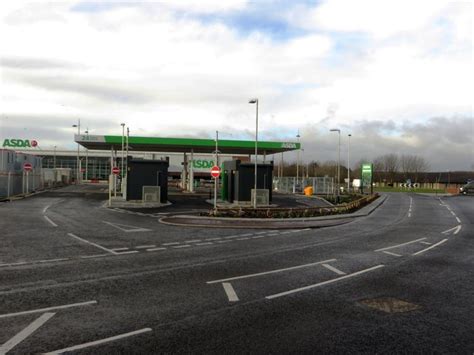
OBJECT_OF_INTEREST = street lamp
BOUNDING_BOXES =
[330,128,341,196]
[347,134,352,193]
[249,98,258,208]
[72,119,80,184]
[121,123,125,179]
[85,129,89,181]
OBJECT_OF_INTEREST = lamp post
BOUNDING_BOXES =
[347,134,352,193]
[72,119,80,184]
[53,146,57,169]
[296,131,300,188]
[249,98,259,208]
[330,128,341,196]
[214,130,219,210]
[121,123,125,179]
[85,128,89,181]
[126,127,129,178]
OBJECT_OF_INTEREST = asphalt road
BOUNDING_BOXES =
[0,185,472,354]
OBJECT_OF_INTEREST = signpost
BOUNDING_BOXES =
[211,165,220,210]
[112,167,120,198]
[361,163,373,194]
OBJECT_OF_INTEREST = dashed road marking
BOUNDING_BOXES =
[135,245,156,249]
[67,233,117,255]
[111,247,129,252]
[146,247,167,252]
[172,245,191,249]
[321,263,346,275]
[44,215,58,227]
[374,237,427,252]
[222,282,239,302]
[0,300,97,319]
[163,242,180,246]
[196,242,213,246]
[382,251,402,257]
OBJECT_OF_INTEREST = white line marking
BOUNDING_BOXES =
[266,265,385,300]
[224,235,239,239]
[382,251,402,257]
[267,233,279,236]
[207,259,337,284]
[0,262,28,267]
[413,239,448,256]
[240,233,253,237]
[80,254,109,259]
[222,282,239,302]
[450,211,456,216]
[42,205,51,214]
[255,231,268,235]
[419,241,432,245]
[146,247,167,252]
[207,237,222,241]
[38,258,69,263]
[135,245,156,249]
[196,242,213,246]
[251,236,266,239]
[172,245,191,249]
[162,242,180,246]
[374,237,427,252]
[115,250,139,255]
[280,231,292,235]
[456,217,461,223]
[44,215,58,227]
[236,237,249,240]
[0,301,97,319]
[216,240,232,243]
[111,247,129,251]
[408,212,411,218]
[0,312,55,353]
[67,233,117,255]
[184,239,201,243]
[102,221,151,233]
[43,328,152,354]
[441,225,462,235]
[321,263,346,275]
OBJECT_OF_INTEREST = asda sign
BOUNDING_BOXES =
[2,139,38,148]
[192,159,215,169]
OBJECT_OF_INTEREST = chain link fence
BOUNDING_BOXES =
[273,176,335,195]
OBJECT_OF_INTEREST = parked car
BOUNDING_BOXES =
[459,181,474,195]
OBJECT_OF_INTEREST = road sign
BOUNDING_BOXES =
[112,167,120,175]
[361,163,373,194]
[210,166,221,178]
[23,162,33,172]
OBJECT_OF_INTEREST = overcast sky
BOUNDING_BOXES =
[0,0,472,171]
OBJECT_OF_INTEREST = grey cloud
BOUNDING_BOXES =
[0,57,82,70]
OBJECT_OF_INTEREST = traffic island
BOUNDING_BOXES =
[159,194,385,229]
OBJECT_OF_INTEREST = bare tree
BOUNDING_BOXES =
[400,154,429,182]
[381,154,399,183]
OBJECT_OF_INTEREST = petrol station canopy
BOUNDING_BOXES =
[75,135,300,155]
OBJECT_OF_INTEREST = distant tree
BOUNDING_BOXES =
[381,154,399,183]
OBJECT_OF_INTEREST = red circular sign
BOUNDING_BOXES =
[112,167,120,175]
[210,166,221,178]
[31,140,38,147]
[23,163,33,171]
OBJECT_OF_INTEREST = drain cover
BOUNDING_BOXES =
[359,297,421,313]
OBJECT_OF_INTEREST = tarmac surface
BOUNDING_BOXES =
[0,184,473,354]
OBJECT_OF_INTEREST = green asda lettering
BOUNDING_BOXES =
[192,160,214,169]
[2,139,38,148]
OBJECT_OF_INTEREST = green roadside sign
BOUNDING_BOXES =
[361,163,373,194]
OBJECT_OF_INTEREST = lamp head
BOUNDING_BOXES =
[248,98,258,104]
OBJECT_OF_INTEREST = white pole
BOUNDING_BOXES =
[7,171,11,198]
[254,101,258,208]
[214,131,218,210]
[121,123,125,179]
[126,127,129,177]
[77,119,80,184]
[347,134,351,192]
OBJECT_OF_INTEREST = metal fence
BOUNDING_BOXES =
[273,176,335,195]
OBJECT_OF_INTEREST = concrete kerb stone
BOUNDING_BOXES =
[159,194,387,229]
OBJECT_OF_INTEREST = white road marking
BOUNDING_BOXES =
[42,205,51,214]
[222,282,239,302]
[184,239,202,243]
[102,221,152,233]
[442,225,462,235]
[413,239,448,256]
[216,240,232,243]
[196,242,213,246]
[321,263,346,275]
[408,212,411,218]
[0,312,55,353]
[0,262,28,268]
[267,233,279,236]
[80,254,109,259]
[224,235,239,239]
[135,245,156,249]
[419,241,432,245]
[44,215,58,227]
[207,237,222,241]
[374,237,427,252]
[38,258,69,263]
[455,217,461,223]
[266,265,385,300]
[146,247,167,252]
[280,231,292,235]
[172,245,191,249]
[0,300,97,319]
[111,247,129,251]
[67,233,117,255]
[162,242,180,246]
[255,231,268,235]
[450,211,456,216]
[207,259,337,284]
[43,328,152,354]
[251,236,266,239]
[240,233,253,237]
[382,251,402,257]
[115,250,139,255]
[236,237,249,240]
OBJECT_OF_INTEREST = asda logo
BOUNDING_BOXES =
[192,160,215,169]
[2,139,38,148]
